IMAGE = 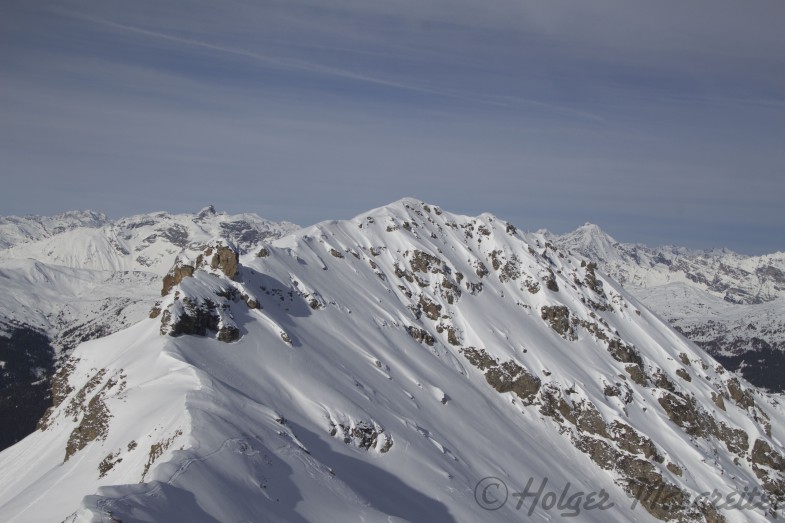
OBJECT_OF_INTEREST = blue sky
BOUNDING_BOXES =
[1,0,784,253]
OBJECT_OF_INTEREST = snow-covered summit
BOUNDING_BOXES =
[554,222,622,263]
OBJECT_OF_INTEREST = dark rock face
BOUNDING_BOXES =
[609,421,659,460]
[0,325,56,451]
[61,368,124,462]
[461,347,541,404]
[406,326,435,346]
[652,370,676,392]
[64,392,111,461]
[607,339,643,365]
[418,295,442,321]
[217,326,240,342]
[750,439,785,504]
[161,298,220,337]
[537,385,711,522]
[539,389,610,437]
[208,245,239,280]
[219,221,261,247]
[540,305,575,340]
[37,358,77,431]
[625,364,649,386]
[574,433,687,520]
[329,420,393,453]
[725,377,756,410]
[161,262,195,296]
[485,362,541,404]
[657,392,751,458]
[474,261,489,279]
[583,262,604,295]
[657,393,710,438]
[544,268,559,292]
[160,224,190,248]
[409,250,446,274]
[157,243,249,343]
[489,250,522,283]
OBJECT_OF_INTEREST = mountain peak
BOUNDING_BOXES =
[576,222,611,239]
[375,197,433,214]
[196,205,217,219]
[553,222,620,263]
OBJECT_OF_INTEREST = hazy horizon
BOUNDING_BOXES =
[2,1,783,254]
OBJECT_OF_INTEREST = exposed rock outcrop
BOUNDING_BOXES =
[541,305,576,340]
[161,258,195,296]
[461,347,541,404]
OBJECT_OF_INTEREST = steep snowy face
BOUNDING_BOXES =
[2,199,783,523]
[549,225,785,391]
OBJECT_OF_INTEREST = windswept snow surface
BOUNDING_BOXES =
[1,199,782,523]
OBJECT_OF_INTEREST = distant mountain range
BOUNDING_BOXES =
[549,223,785,391]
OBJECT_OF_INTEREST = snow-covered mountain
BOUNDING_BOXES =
[0,205,298,277]
[550,224,785,391]
[553,223,785,305]
[1,199,783,522]
[0,205,299,346]
[0,207,298,449]
[0,211,109,250]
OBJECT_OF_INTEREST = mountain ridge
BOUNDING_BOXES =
[0,207,298,451]
[1,199,783,522]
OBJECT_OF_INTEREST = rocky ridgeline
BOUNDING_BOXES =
[0,207,299,451]
[19,200,785,522]
[153,242,257,343]
[340,200,785,521]
[144,199,785,522]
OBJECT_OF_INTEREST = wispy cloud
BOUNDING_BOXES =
[69,12,604,122]
[1,0,784,253]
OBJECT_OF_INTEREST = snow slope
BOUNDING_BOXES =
[0,207,299,452]
[1,199,782,523]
